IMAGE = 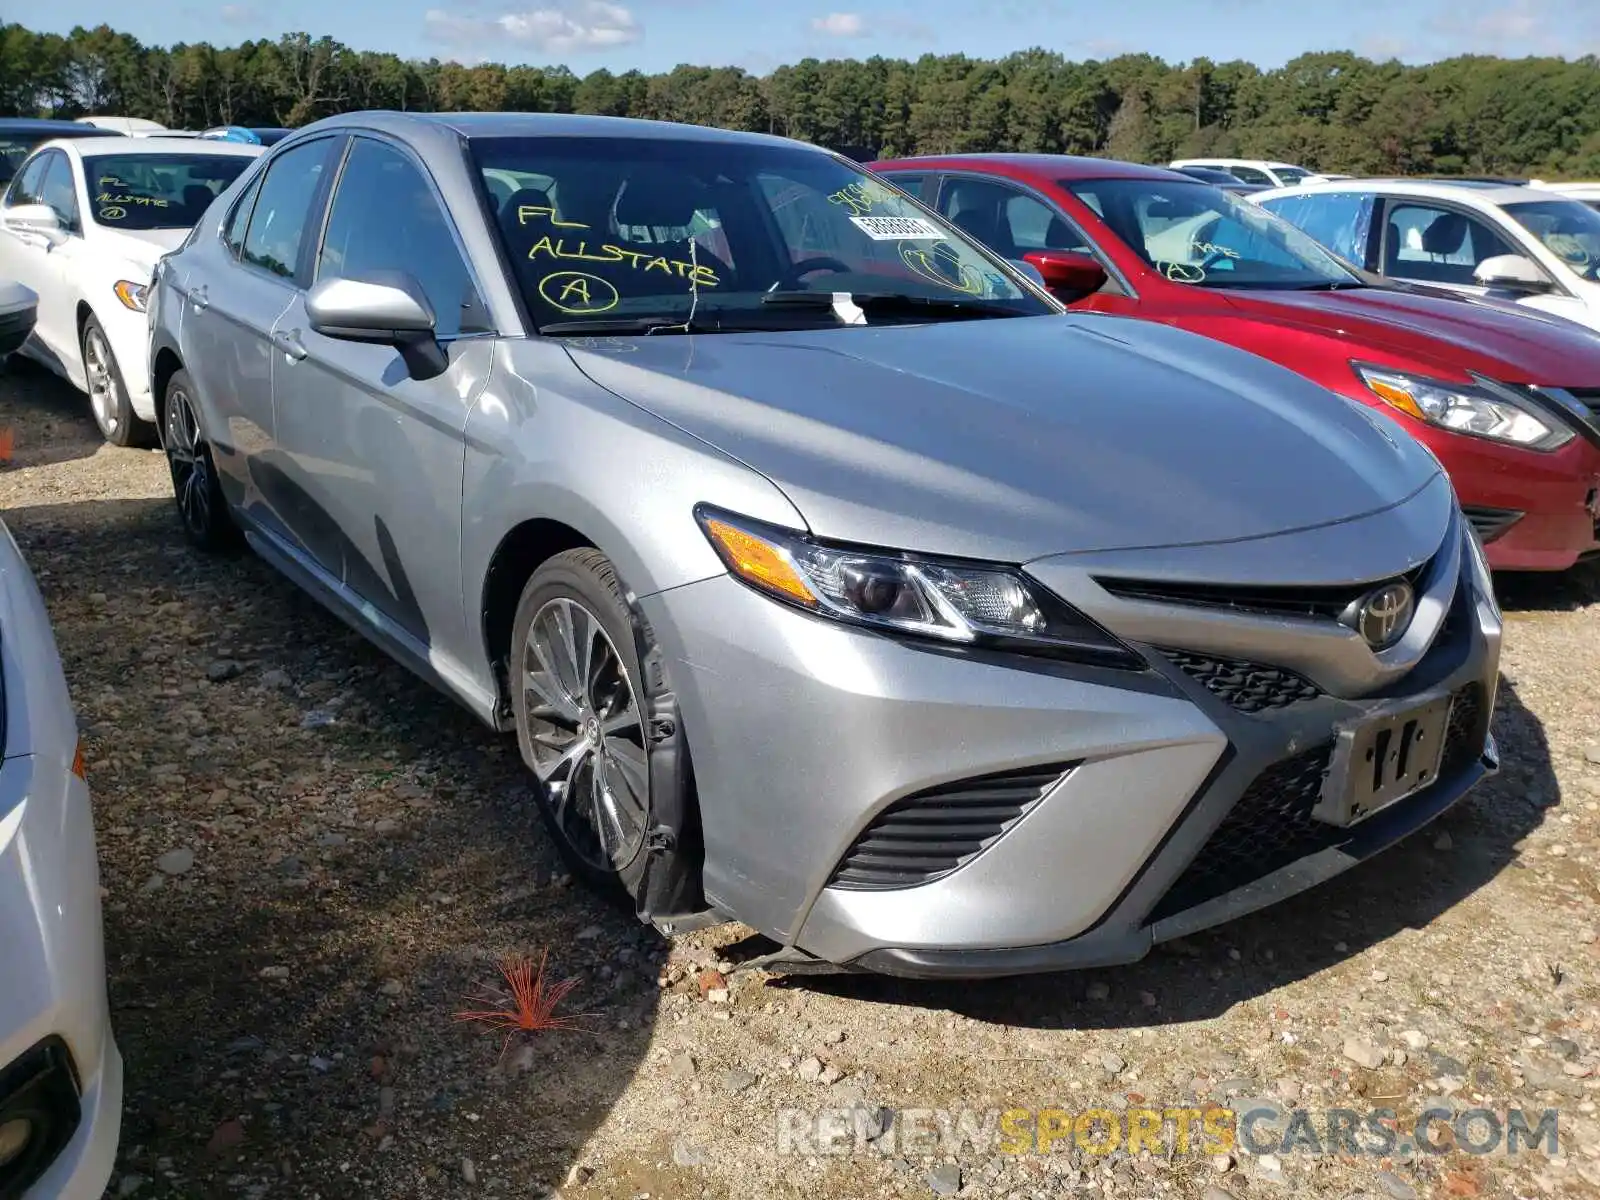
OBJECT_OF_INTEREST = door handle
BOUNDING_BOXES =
[189,284,209,312]
[272,329,308,362]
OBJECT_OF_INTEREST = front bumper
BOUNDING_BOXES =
[98,304,155,422]
[1395,408,1600,572]
[643,493,1500,977]
[0,757,122,1199]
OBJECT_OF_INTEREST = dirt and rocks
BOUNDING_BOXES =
[3,357,1600,1200]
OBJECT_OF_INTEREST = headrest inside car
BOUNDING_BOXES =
[614,173,703,229]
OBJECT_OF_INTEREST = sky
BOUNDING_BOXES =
[22,0,1600,74]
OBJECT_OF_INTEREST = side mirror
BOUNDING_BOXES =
[1023,249,1108,299]
[1473,254,1552,294]
[3,203,62,237]
[305,272,447,379]
[1008,258,1047,288]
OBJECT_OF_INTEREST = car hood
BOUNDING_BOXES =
[560,312,1441,564]
[1217,285,1600,385]
[92,227,188,275]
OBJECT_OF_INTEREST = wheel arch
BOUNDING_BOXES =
[150,344,186,444]
[480,517,596,702]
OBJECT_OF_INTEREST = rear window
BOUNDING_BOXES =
[83,153,254,230]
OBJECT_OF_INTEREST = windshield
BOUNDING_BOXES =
[469,135,1051,331]
[83,153,253,230]
[1063,178,1361,289]
[1272,166,1312,184]
[1501,198,1600,282]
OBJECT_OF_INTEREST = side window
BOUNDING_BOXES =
[885,173,926,201]
[317,137,490,338]
[224,173,262,257]
[1005,192,1091,253]
[1228,165,1273,185]
[242,138,335,281]
[1383,201,1518,285]
[5,153,50,208]
[38,152,79,232]
[1261,191,1375,266]
[935,177,1052,258]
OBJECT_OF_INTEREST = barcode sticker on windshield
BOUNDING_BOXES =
[849,215,945,240]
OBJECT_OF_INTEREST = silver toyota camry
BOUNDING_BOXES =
[146,112,1501,978]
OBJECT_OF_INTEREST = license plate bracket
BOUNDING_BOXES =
[1314,692,1454,827]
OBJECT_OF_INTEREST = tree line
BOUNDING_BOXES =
[4,22,1600,177]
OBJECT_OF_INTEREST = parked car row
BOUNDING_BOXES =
[0,110,1574,1196]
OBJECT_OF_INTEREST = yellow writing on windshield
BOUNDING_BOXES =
[1190,240,1240,260]
[898,239,983,295]
[827,180,892,217]
[97,192,169,208]
[538,271,621,314]
[527,235,719,287]
[518,205,588,229]
[98,205,126,221]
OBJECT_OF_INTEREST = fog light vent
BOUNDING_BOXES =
[0,1036,82,1200]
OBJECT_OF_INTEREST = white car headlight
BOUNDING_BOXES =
[695,506,1140,666]
[1353,363,1574,451]
[113,280,149,312]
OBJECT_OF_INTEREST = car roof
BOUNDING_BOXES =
[1253,178,1547,207]
[0,118,120,137]
[52,135,264,157]
[873,152,1190,182]
[300,109,808,151]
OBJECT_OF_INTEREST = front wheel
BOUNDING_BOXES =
[81,315,151,447]
[511,549,696,908]
[162,369,240,553]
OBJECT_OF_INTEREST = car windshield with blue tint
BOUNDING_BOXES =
[1065,178,1362,290]
[469,135,1052,332]
[1501,198,1600,282]
[84,153,253,230]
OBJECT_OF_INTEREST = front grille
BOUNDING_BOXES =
[1162,649,1322,713]
[1461,505,1524,544]
[1096,561,1430,623]
[1146,683,1489,923]
[1563,387,1600,416]
[828,763,1075,890]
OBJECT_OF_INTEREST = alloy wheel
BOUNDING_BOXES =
[164,387,214,537]
[522,597,651,872]
[84,327,119,436]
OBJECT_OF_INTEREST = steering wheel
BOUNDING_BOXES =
[777,256,853,289]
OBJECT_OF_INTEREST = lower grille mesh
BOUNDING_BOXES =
[1146,683,1490,923]
[1163,649,1322,713]
[828,763,1074,890]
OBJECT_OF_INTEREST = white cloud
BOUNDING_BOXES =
[811,12,866,37]
[1425,0,1557,53]
[219,3,259,21]
[424,1,641,55]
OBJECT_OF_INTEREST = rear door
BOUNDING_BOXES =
[271,133,494,660]
[178,135,339,540]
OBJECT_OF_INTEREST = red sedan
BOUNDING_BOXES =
[870,154,1600,571]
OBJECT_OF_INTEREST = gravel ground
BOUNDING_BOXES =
[4,357,1600,1200]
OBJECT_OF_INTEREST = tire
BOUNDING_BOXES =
[162,368,241,553]
[81,315,152,447]
[510,548,697,910]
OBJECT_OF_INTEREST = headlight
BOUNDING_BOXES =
[695,506,1141,667]
[113,280,148,312]
[1353,363,1573,450]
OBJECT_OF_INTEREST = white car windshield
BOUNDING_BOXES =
[1501,198,1600,282]
[83,153,252,230]
[1065,178,1362,289]
[469,135,1052,330]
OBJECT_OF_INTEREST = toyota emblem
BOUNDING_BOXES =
[1345,581,1415,650]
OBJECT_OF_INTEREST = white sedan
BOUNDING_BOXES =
[0,136,260,444]
[1251,178,1600,335]
[1534,180,1600,212]
[0,518,122,1198]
